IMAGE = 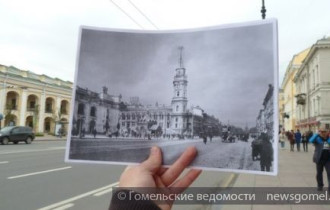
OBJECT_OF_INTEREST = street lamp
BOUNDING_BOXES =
[261,0,266,19]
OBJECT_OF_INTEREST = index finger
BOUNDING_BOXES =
[160,146,198,186]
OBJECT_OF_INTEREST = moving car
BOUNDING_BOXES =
[0,126,35,145]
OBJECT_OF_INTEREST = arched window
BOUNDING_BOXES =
[176,105,179,112]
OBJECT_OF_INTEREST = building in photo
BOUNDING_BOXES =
[294,37,330,132]
[0,64,72,134]
[72,47,222,139]
[256,84,274,138]
[72,86,121,137]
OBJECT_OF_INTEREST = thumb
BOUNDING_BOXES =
[141,146,162,174]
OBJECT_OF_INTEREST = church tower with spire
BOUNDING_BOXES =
[171,46,188,135]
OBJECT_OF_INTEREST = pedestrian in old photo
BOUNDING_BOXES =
[203,133,207,145]
[295,129,302,152]
[259,132,273,172]
[93,128,97,138]
[251,138,262,161]
[309,124,330,191]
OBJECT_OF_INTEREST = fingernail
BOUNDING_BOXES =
[151,146,158,154]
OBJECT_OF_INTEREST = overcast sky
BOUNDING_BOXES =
[77,21,275,127]
[1,0,329,125]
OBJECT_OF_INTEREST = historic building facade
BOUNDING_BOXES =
[281,48,310,131]
[119,47,220,138]
[294,37,330,132]
[0,65,72,134]
[171,47,189,135]
[72,86,121,136]
[256,84,274,138]
[119,100,172,138]
[72,47,221,138]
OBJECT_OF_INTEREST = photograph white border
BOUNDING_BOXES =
[65,18,279,176]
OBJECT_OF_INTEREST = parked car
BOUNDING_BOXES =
[0,126,35,145]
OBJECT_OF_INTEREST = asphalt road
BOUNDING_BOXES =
[0,139,234,210]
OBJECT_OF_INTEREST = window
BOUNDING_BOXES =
[78,104,85,115]
[176,105,179,112]
[11,99,17,109]
[177,91,179,97]
[30,101,35,109]
[90,107,96,117]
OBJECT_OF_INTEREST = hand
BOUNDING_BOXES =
[118,146,202,210]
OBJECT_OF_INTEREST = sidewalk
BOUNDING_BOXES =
[222,142,329,210]
[35,134,67,141]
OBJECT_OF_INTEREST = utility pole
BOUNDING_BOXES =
[261,0,266,19]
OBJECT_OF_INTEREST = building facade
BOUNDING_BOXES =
[281,48,310,131]
[72,86,121,136]
[0,65,72,134]
[279,88,285,129]
[119,101,172,138]
[171,47,189,135]
[256,84,274,138]
[71,47,221,139]
[294,37,330,132]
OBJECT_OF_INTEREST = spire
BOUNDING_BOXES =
[178,46,184,68]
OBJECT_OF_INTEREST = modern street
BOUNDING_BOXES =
[0,139,234,210]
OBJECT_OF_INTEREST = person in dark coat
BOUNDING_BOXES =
[309,125,330,191]
[251,139,262,161]
[259,133,273,172]
[93,128,97,138]
[302,131,308,152]
[287,130,295,152]
[295,129,302,152]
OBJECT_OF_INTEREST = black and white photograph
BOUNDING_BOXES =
[66,19,278,175]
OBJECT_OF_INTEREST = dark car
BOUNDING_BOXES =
[0,126,35,145]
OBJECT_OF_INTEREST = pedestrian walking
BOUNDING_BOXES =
[287,130,295,152]
[93,128,97,138]
[203,134,207,145]
[259,133,273,172]
[279,128,286,149]
[302,131,308,152]
[309,124,330,191]
[307,130,314,141]
[295,129,302,152]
